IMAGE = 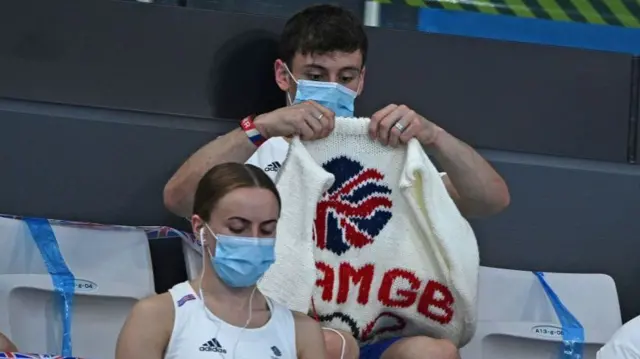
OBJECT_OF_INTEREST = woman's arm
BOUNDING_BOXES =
[294,312,328,359]
[0,331,17,352]
[116,294,173,359]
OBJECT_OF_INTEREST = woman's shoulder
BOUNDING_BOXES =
[134,292,174,311]
[116,293,175,357]
[128,292,175,331]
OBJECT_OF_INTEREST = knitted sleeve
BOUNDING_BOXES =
[258,137,335,313]
[400,140,480,346]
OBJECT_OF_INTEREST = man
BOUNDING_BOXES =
[164,4,510,359]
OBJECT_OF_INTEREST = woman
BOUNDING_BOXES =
[116,163,327,359]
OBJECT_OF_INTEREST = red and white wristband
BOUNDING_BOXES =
[240,115,267,148]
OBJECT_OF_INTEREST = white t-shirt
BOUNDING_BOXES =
[245,137,446,182]
[598,316,640,359]
[245,137,291,181]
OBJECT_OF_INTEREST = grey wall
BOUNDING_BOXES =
[1,0,639,322]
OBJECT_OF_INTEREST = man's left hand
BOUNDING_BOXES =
[369,104,441,148]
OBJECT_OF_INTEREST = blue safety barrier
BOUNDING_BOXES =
[25,218,75,357]
[418,8,640,54]
[534,271,584,359]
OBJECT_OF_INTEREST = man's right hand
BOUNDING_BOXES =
[254,101,335,140]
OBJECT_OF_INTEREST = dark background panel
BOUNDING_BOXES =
[470,151,640,321]
[0,0,632,162]
[633,57,640,163]
[121,0,181,5]
[150,237,188,293]
[0,0,285,119]
[0,99,235,228]
[359,26,633,163]
[185,0,364,19]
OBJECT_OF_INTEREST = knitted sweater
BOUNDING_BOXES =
[258,117,479,346]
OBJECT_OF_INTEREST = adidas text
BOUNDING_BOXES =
[264,161,282,172]
[199,338,227,353]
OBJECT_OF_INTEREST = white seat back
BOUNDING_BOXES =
[0,216,155,359]
[461,266,622,359]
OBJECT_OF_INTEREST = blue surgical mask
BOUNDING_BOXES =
[209,231,275,288]
[285,66,359,117]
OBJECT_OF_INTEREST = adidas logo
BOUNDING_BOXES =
[271,346,282,357]
[199,338,227,353]
[264,161,282,172]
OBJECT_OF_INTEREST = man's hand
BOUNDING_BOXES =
[254,101,335,140]
[369,104,441,148]
[369,105,510,217]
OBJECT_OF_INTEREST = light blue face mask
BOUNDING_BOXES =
[207,229,276,288]
[285,66,360,117]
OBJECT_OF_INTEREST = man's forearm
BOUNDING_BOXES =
[429,128,510,217]
[163,128,257,217]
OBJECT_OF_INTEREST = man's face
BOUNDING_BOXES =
[274,50,365,103]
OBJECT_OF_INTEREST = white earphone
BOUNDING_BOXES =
[322,327,346,359]
[197,224,258,359]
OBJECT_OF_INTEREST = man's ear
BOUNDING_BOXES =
[274,59,291,92]
[357,66,366,96]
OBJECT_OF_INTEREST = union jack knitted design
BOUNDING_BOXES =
[258,117,479,346]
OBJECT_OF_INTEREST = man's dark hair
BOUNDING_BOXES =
[279,4,368,67]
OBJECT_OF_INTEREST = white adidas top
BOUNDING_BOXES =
[246,137,290,181]
[164,281,297,359]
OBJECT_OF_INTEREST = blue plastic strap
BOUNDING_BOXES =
[533,271,584,359]
[25,218,75,357]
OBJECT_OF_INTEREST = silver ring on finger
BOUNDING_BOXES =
[316,113,324,121]
[394,122,406,133]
